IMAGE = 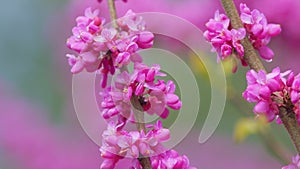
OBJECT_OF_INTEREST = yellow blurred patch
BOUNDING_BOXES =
[234,115,268,143]
[188,52,235,78]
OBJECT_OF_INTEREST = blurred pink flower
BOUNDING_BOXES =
[0,83,100,169]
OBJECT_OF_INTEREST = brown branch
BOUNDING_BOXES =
[220,0,300,154]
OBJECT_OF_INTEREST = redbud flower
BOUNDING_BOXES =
[66,8,154,88]
[203,10,246,72]
[204,10,246,63]
[282,155,300,169]
[100,64,182,122]
[240,3,281,61]
[100,120,171,168]
[100,73,134,125]
[243,67,300,124]
[132,63,182,118]
[150,150,196,169]
[137,31,154,49]
[66,8,104,74]
[204,3,281,72]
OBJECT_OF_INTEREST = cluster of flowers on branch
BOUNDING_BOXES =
[66,6,194,169]
[100,63,182,126]
[203,3,281,72]
[66,8,154,87]
[204,2,300,169]
[243,67,300,124]
[100,120,195,169]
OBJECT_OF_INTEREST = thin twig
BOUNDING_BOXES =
[107,0,118,28]
[220,0,300,154]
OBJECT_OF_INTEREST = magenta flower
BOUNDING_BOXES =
[100,63,182,122]
[66,7,104,74]
[118,10,146,32]
[100,120,172,168]
[150,150,196,169]
[204,3,281,72]
[132,63,182,118]
[66,8,154,88]
[117,131,140,158]
[282,155,300,169]
[94,28,117,45]
[240,3,281,61]
[100,73,135,125]
[136,31,154,49]
[203,10,246,72]
[243,67,300,123]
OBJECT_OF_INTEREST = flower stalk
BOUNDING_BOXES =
[107,0,118,28]
[220,0,300,154]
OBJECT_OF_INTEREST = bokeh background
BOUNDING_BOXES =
[1,0,300,168]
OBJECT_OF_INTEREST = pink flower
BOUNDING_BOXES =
[100,64,182,120]
[240,3,281,62]
[66,7,104,74]
[100,87,123,119]
[66,8,153,83]
[136,31,154,49]
[150,150,196,169]
[132,63,182,118]
[282,155,300,169]
[203,10,246,72]
[100,73,134,124]
[243,67,300,123]
[100,120,173,167]
[204,3,281,71]
[117,131,140,158]
[118,10,146,32]
[289,73,300,104]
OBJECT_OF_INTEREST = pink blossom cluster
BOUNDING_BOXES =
[132,150,196,169]
[66,7,194,169]
[100,63,182,125]
[282,155,300,169]
[243,67,300,123]
[66,8,154,87]
[240,3,281,61]
[203,10,246,72]
[204,3,281,72]
[100,120,194,169]
[100,121,170,168]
